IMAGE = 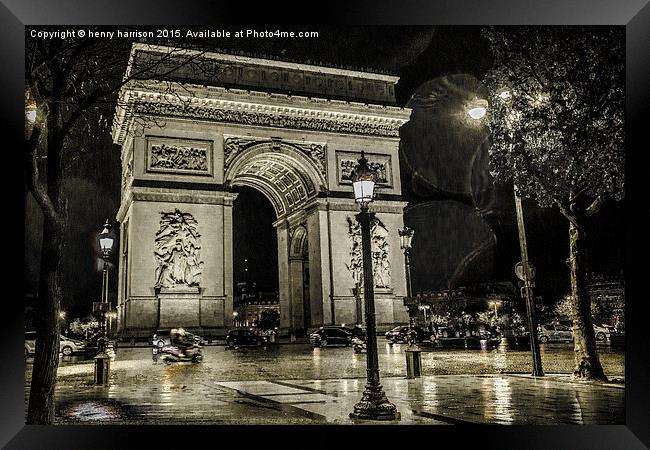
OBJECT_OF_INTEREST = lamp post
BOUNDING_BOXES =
[514,190,544,377]
[94,219,114,385]
[488,88,543,376]
[349,152,400,421]
[399,227,415,328]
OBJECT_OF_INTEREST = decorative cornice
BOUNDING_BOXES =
[127,43,400,83]
[112,81,411,145]
[127,186,238,206]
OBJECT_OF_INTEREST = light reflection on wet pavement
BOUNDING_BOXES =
[25,341,625,425]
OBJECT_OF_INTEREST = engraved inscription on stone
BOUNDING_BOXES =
[154,209,204,289]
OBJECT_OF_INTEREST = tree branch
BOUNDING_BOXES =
[25,125,62,227]
[585,195,604,217]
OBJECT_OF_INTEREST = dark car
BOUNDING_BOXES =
[225,329,269,348]
[385,326,432,344]
[309,327,353,348]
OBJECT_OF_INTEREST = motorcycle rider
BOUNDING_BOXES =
[170,328,196,358]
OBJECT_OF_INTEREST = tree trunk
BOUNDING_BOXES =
[26,217,64,424]
[27,102,66,424]
[569,217,607,381]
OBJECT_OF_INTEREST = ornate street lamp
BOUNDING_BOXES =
[399,227,415,327]
[349,152,400,421]
[94,219,114,385]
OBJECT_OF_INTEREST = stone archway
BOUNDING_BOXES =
[224,140,327,218]
[224,140,327,333]
[113,45,412,338]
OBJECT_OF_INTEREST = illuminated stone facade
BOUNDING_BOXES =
[113,44,411,337]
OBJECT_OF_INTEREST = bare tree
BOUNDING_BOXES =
[25,32,209,423]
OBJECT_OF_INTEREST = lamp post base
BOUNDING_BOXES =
[349,383,400,421]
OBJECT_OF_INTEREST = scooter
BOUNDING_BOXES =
[154,344,203,364]
[351,337,366,354]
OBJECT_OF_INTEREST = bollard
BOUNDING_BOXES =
[94,352,110,385]
[405,348,422,379]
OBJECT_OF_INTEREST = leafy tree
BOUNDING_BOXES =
[68,315,101,340]
[25,32,207,424]
[483,27,624,380]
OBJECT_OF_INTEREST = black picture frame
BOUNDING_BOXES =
[5,1,647,448]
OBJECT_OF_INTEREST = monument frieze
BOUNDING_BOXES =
[146,137,213,175]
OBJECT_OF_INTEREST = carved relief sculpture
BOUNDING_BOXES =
[340,159,389,184]
[154,209,204,288]
[346,216,391,289]
[150,143,208,172]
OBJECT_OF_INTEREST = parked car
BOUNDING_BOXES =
[225,328,269,348]
[385,326,432,344]
[538,324,573,343]
[309,327,352,347]
[593,324,614,341]
[25,332,86,357]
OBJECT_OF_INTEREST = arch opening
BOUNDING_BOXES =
[232,186,279,329]
[225,141,327,218]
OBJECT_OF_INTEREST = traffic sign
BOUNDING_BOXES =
[515,261,536,281]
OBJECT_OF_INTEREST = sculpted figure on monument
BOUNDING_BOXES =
[154,209,203,288]
[346,216,391,289]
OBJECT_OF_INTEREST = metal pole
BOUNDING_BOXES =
[350,206,399,421]
[404,249,414,329]
[514,188,544,377]
[354,283,363,325]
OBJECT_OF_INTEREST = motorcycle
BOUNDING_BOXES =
[351,337,366,354]
[153,343,203,364]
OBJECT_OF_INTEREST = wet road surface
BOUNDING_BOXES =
[25,341,625,425]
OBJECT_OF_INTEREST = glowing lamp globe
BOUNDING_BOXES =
[351,152,377,205]
[98,219,114,256]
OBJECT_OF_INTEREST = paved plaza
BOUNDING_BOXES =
[25,342,625,425]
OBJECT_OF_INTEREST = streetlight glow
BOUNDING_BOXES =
[99,220,114,256]
[467,98,488,120]
[351,151,377,205]
[468,106,487,119]
[26,100,38,124]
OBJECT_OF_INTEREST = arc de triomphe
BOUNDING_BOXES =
[112,44,412,337]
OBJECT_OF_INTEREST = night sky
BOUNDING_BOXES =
[24,26,625,320]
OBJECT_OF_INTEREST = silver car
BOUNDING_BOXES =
[538,324,573,343]
[25,332,86,357]
[593,324,613,341]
